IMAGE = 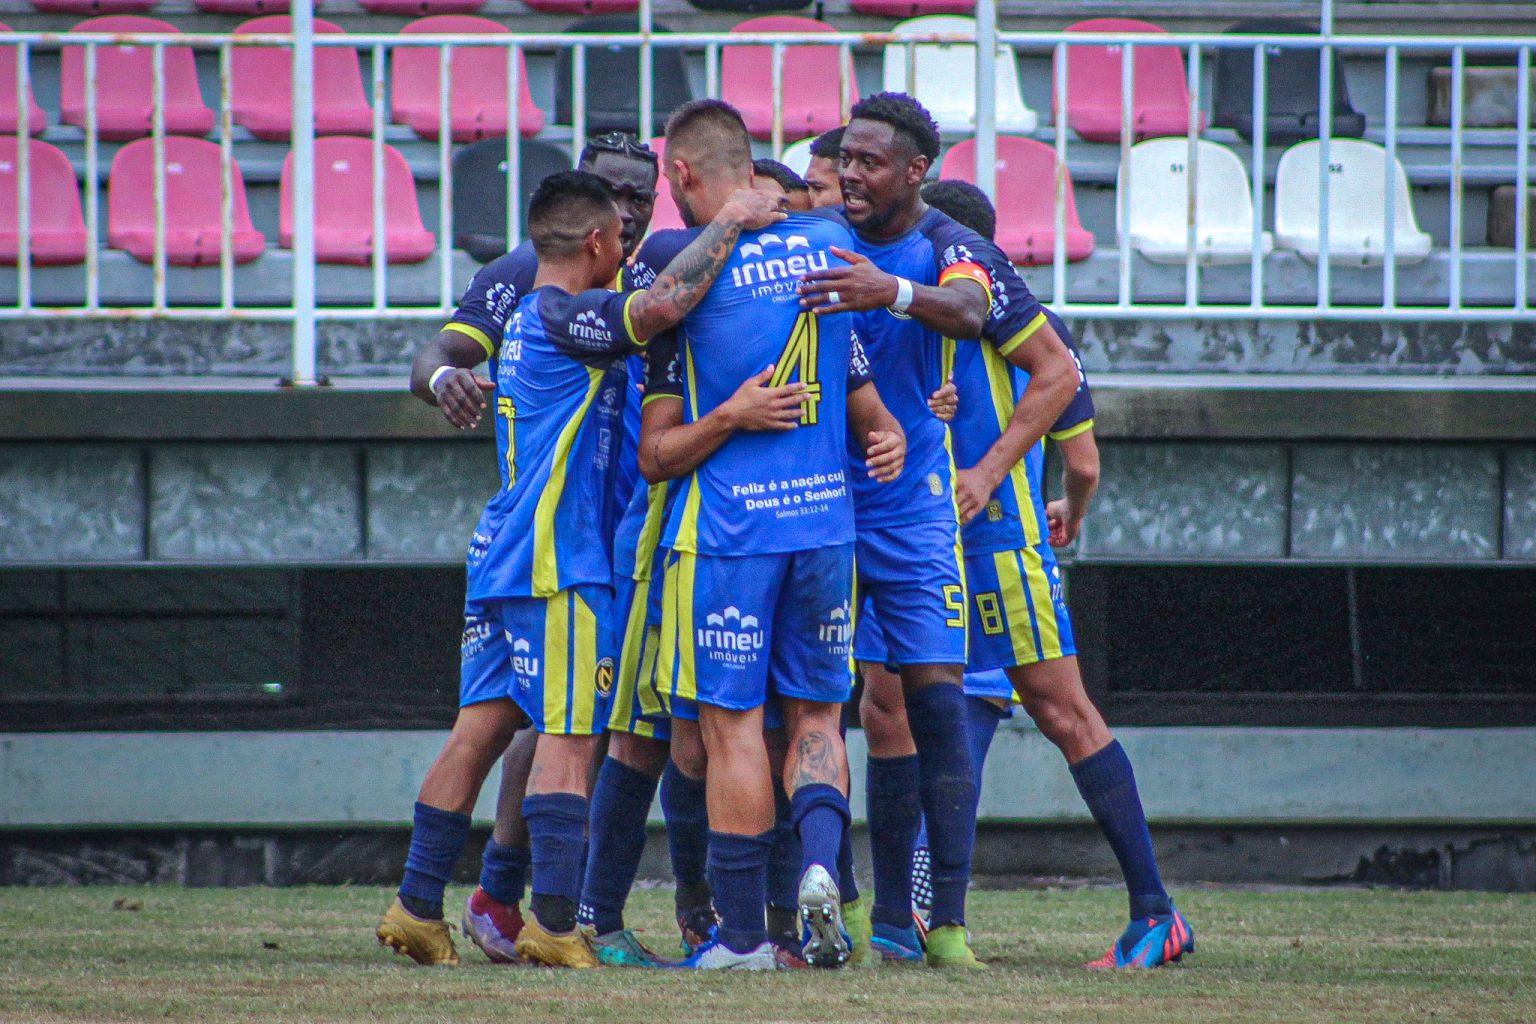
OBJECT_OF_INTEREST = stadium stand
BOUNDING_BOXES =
[1274,138,1433,266]
[721,16,855,141]
[0,24,46,136]
[1118,137,1272,265]
[1211,18,1367,145]
[391,15,545,142]
[108,136,265,266]
[883,14,1038,134]
[1059,18,1201,143]
[553,15,693,135]
[0,138,88,266]
[1488,186,1535,248]
[232,17,373,142]
[451,136,572,263]
[645,136,686,232]
[61,16,215,141]
[283,136,435,265]
[941,135,1094,265]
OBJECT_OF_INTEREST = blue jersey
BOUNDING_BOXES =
[466,285,643,600]
[630,214,871,556]
[843,208,996,527]
[442,241,539,366]
[950,238,1096,553]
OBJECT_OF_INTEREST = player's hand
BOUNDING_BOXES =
[798,247,899,315]
[928,378,958,423]
[954,465,999,525]
[720,188,789,231]
[723,365,807,432]
[864,429,904,482]
[1046,498,1084,547]
[434,368,495,430]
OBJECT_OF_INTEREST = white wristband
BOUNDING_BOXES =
[889,276,915,314]
[428,365,453,394]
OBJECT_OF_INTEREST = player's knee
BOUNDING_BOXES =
[1023,692,1104,755]
[670,727,708,780]
[609,731,669,777]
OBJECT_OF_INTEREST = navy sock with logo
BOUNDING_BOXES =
[866,754,921,930]
[907,683,978,929]
[579,758,660,936]
[523,792,589,934]
[1070,740,1172,922]
[398,801,471,920]
[707,830,773,954]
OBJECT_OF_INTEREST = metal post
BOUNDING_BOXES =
[1248,43,1266,310]
[1449,45,1464,310]
[505,44,522,249]
[1383,45,1398,311]
[839,43,853,122]
[1052,42,1069,304]
[638,0,654,141]
[705,44,718,100]
[1116,43,1133,308]
[14,41,29,313]
[1517,46,1530,312]
[1316,34,1333,311]
[84,43,99,312]
[974,0,998,201]
[371,42,386,312]
[291,0,319,385]
[219,41,234,312]
[1184,43,1201,306]
[438,43,453,310]
[151,44,167,313]
[770,43,784,160]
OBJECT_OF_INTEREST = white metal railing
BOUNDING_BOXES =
[1,16,1533,383]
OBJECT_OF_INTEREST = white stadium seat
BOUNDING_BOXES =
[1118,137,1274,265]
[881,15,1038,135]
[1274,138,1432,266]
[780,137,814,177]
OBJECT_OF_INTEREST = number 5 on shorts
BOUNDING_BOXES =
[943,584,966,629]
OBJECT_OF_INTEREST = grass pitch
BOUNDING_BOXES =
[1,884,1532,1023]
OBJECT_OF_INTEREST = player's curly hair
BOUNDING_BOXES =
[848,92,941,162]
[922,179,996,242]
[752,158,809,195]
[809,126,844,160]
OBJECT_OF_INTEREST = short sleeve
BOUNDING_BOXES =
[643,332,684,403]
[443,244,538,359]
[1044,309,1095,440]
[926,214,994,311]
[978,243,1049,359]
[544,288,646,358]
[628,229,698,292]
[846,331,872,393]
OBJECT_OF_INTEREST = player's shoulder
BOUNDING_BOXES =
[916,207,989,267]
[475,240,540,290]
[630,227,702,285]
[783,210,854,248]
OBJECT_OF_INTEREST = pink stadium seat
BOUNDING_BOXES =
[722,16,855,142]
[61,17,215,141]
[108,136,265,266]
[1058,18,1203,143]
[196,0,290,13]
[646,136,685,233]
[281,136,435,265]
[233,17,372,141]
[521,0,638,14]
[849,0,973,16]
[0,139,88,266]
[940,136,1094,265]
[0,23,47,136]
[359,0,484,20]
[391,16,545,142]
[33,0,155,15]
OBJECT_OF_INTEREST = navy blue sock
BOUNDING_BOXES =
[766,781,801,911]
[478,839,530,907]
[707,830,773,953]
[660,763,709,889]
[866,754,921,930]
[790,782,849,885]
[966,696,1005,811]
[907,683,978,929]
[580,758,660,936]
[1070,740,1172,921]
[523,792,588,933]
[399,801,471,920]
[837,818,860,904]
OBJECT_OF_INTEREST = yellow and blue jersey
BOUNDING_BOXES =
[440,241,539,368]
[629,214,870,557]
[465,284,644,601]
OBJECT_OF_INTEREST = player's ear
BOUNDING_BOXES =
[907,155,930,187]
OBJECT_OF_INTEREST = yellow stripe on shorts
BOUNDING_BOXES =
[637,624,667,717]
[992,549,1036,667]
[674,552,698,702]
[570,590,599,734]
[1020,546,1063,661]
[542,591,571,733]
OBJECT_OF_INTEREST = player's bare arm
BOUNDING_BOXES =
[626,189,785,342]
[638,367,808,484]
[846,381,906,483]
[410,331,495,431]
[796,247,989,339]
[1047,429,1100,546]
[955,321,1079,524]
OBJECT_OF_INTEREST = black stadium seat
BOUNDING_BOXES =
[686,0,810,13]
[554,15,695,136]
[451,138,572,263]
[1212,18,1367,146]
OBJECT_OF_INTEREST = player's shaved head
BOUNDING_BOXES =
[663,99,753,179]
[527,170,620,261]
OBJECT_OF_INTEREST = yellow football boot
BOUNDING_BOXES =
[377,896,460,966]
[514,912,601,969]
[842,897,880,969]
[924,925,987,970]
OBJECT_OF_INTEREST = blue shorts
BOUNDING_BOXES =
[607,571,672,742]
[854,602,1015,709]
[460,584,615,736]
[853,520,968,667]
[965,544,1078,671]
[658,544,855,712]
[668,693,786,730]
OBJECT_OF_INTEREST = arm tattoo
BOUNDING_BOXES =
[630,218,744,339]
[791,730,841,789]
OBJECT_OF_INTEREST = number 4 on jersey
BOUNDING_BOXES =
[767,312,823,425]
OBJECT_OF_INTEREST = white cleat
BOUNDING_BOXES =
[678,938,779,971]
[798,864,850,969]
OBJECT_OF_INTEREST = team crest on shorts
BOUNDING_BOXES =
[595,657,615,696]
[986,500,1003,522]
[927,473,943,496]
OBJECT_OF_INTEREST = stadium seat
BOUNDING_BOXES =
[850,0,974,16]
[108,136,265,266]
[196,0,290,13]
[392,16,545,143]
[523,0,637,14]
[1118,138,1272,265]
[1212,19,1366,145]
[233,17,372,142]
[0,138,88,266]
[881,16,1037,134]
[686,0,811,14]
[0,23,47,136]
[780,137,813,176]
[33,0,154,15]
[646,137,686,233]
[1274,138,1431,266]
[451,137,572,263]
[359,0,485,15]
[940,136,1094,265]
[61,17,215,142]
[282,136,436,264]
[554,15,693,135]
[722,17,855,142]
[1487,185,1536,248]
[1059,18,1202,143]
